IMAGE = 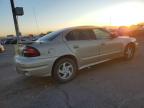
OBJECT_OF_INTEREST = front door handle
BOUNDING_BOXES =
[73,45,79,49]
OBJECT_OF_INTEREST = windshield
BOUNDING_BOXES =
[36,30,62,43]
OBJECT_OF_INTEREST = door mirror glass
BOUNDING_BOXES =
[111,33,118,38]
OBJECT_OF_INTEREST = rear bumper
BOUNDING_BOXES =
[15,56,56,77]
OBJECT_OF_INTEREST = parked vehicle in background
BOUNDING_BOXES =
[0,43,5,53]
[0,39,6,45]
[4,38,16,44]
[15,26,138,83]
[9,38,17,44]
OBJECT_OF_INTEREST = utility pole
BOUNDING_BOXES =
[10,0,20,42]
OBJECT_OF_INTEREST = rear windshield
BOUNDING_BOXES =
[36,30,61,43]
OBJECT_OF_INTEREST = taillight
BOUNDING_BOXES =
[22,46,40,57]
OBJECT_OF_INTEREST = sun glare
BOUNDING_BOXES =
[68,2,144,27]
[105,2,144,26]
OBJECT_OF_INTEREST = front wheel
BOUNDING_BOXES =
[124,44,135,60]
[52,58,77,83]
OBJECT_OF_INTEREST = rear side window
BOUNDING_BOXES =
[36,30,61,42]
[66,29,96,41]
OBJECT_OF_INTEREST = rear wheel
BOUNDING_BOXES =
[52,58,77,83]
[124,44,135,60]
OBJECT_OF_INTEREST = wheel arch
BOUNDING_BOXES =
[52,54,78,75]
[125,42,136,50]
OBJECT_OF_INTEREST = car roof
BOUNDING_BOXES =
[57,26,105,36]
[61,26,101,31]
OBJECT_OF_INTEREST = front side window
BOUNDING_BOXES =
[93,29,111,39]
[65,29,96,41]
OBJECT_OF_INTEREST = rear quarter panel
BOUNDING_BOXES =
[30,33,76,59]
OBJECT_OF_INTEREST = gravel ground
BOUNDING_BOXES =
[0,36,144,108]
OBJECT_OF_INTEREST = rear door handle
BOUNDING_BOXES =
[73,45,79,49]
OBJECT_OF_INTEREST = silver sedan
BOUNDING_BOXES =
[15,26,138,83]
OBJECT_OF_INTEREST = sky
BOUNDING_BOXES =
[0,0,144,37]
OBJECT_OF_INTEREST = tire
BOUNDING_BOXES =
[124,44,135,60]
[52,58,77,83]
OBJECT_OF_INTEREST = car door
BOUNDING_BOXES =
[93,28,123,60]
[65,29,101,67]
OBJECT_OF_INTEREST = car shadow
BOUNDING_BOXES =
[0,76,55,98]
[0,57,134,99]
[78,58,126,75]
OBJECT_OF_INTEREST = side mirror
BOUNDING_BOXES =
[111,33,118,38]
